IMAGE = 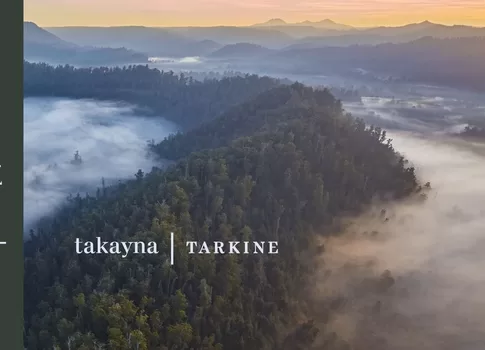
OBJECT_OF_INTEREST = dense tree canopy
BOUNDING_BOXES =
[24,68,418,350]
[23,61,281,130]
[152,83,342,160]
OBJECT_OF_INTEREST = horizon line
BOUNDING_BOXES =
[25,19,485,29]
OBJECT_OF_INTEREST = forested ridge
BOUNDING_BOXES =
[152,83,342,160]
[23,61,281,130]
[24,72,419,350]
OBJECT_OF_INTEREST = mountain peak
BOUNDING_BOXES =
[253,18,353,30]
[266,18,287,25]
[24,21,77,48]
[317,19,337,24]
[300,19,337,25]
[297,19,354,30]
[415,20,436,26]
[253,18,287,27]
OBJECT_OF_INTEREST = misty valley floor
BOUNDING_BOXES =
[309,132,485,350]
[23,97,178,229]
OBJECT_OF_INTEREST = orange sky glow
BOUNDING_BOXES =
[24,0,485,27]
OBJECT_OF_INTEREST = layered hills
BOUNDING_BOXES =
[24,22,148,65]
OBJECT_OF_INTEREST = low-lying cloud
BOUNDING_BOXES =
[311,132,485,350]
[24,97,177,232]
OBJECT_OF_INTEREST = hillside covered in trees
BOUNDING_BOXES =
[24,67,420,349]
[23,61,281,130]
[152,84,343,160]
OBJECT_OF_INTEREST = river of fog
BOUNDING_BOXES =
[285,64,485,349]
[311,131,485,349]
[24,98,178,232]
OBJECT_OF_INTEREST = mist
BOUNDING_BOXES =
[24,98,178,232]
[310,132,485,350]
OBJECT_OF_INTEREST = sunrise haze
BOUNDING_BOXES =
[24,0,485,27]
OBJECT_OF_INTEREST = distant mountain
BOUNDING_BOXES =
[188,39,223,56]
[361,21,485,38]
[39,21,485,59]
[273,36,485,91]
[295,19,354,31]
[283,21,485,49]
[24,22,148,65]
[251,20,485,44]
[363,20,437,36]
[253,18,288,27]
[168,26,292,48]
[24,22,77,48]
[46,26,197,57]
[209,43,274,58]
[253,18,353,31]
[283,34,400,50]
[47,25,289,54]
[251,25,339,39]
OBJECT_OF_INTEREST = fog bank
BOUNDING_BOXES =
[312,132,485,350]
[24,98,177,232]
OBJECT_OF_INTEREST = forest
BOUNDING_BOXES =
[24,64,420,350]
[23,61,281,130]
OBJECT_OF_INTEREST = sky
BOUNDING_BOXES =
[24,0,485,27]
